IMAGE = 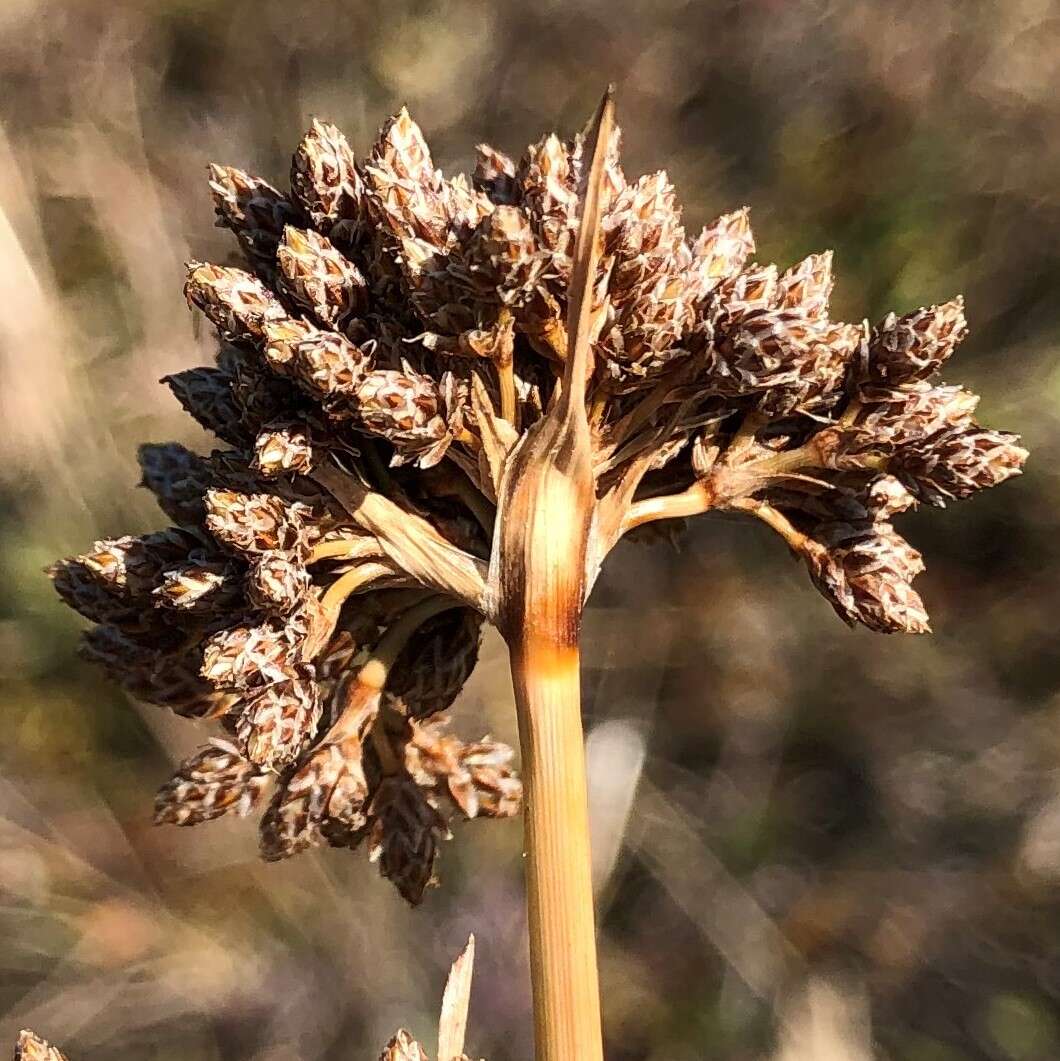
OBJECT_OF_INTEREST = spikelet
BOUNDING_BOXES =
[209,164,304,272]
[806,521,930,634]
[368,772,448,905]
[892,427,1027,506]
[385,609,483,718]
[290,119,365,236]
[235,669,322,768]
[404,719,522,820]
[355,367,459,467]
[692,207,755,291]
[600,171,698,390]
[184,262,286,341]
[379,1031,429,1061]
[277,225,368,326]
[869,297,967,384]
[13,1030,68,1061]
[260,732,371,859]
[777,251,834,320]
[155,740,269,825]
[253,419,317,477]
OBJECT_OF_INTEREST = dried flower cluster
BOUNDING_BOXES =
[52,103,1025,902]
[12,1032,66,1061]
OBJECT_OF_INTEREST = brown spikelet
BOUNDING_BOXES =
[892,427,1028,506]
[184,262,287,341]
[869,297,968,384]
[355,367,458,468]
[777,250,834,319]
[404,719,522,820]
[252,420,317,478]
[385,609,483,719]
[14,1030,69,1061]
[235,670,322,768]
[204,490,310,555]
[692,206,755,291]
[260,731,372,859]
[155,740,269,826]
[277,225,368,325]
[290,119,365,236]
[246,553,311,613]
[209,164,303,272]
[368,771,448,905]
[378,1031,429,1061]
[806,521,930,634]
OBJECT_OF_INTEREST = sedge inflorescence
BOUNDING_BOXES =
[51,103,1026,904]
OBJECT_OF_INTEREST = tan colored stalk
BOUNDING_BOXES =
[510,638,600,1061]
[494,89,615,1061]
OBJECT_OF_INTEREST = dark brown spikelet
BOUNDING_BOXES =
[806,521,930,634]
[137,443,210,525]
[13,1030,68,1061]
[154,740,269,826]
[162,366,246,445]
[600,171,698,391]
[368,772,448,905]
[385,609,483,719]
[869,297,968,384]
[892,427,1027,506]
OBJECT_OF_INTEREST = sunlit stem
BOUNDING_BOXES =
[495,308,518,427]
[307,536,385,564]
[329,594,459,742]
[729,496,819,555]
[622,480,716,534]
[318,561,397,618]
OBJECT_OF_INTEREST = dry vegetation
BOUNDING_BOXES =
[3,2,1060,1059]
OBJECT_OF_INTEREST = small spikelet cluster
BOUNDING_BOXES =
[13,1031,68,1061]
[52,99,1026,905]
[380,936,484,1061]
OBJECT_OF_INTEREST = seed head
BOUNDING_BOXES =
[52,98,1026,901]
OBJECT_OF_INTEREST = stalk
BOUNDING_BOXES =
[494,88,615,1061]
[510,636,601,1061]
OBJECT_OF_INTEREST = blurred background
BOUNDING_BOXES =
[2,1,1059,1058]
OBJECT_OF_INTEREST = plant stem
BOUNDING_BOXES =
[493,87,613,1061]
[510,635,602,1061]
[622,480,716,534]
[496,308,518,427]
